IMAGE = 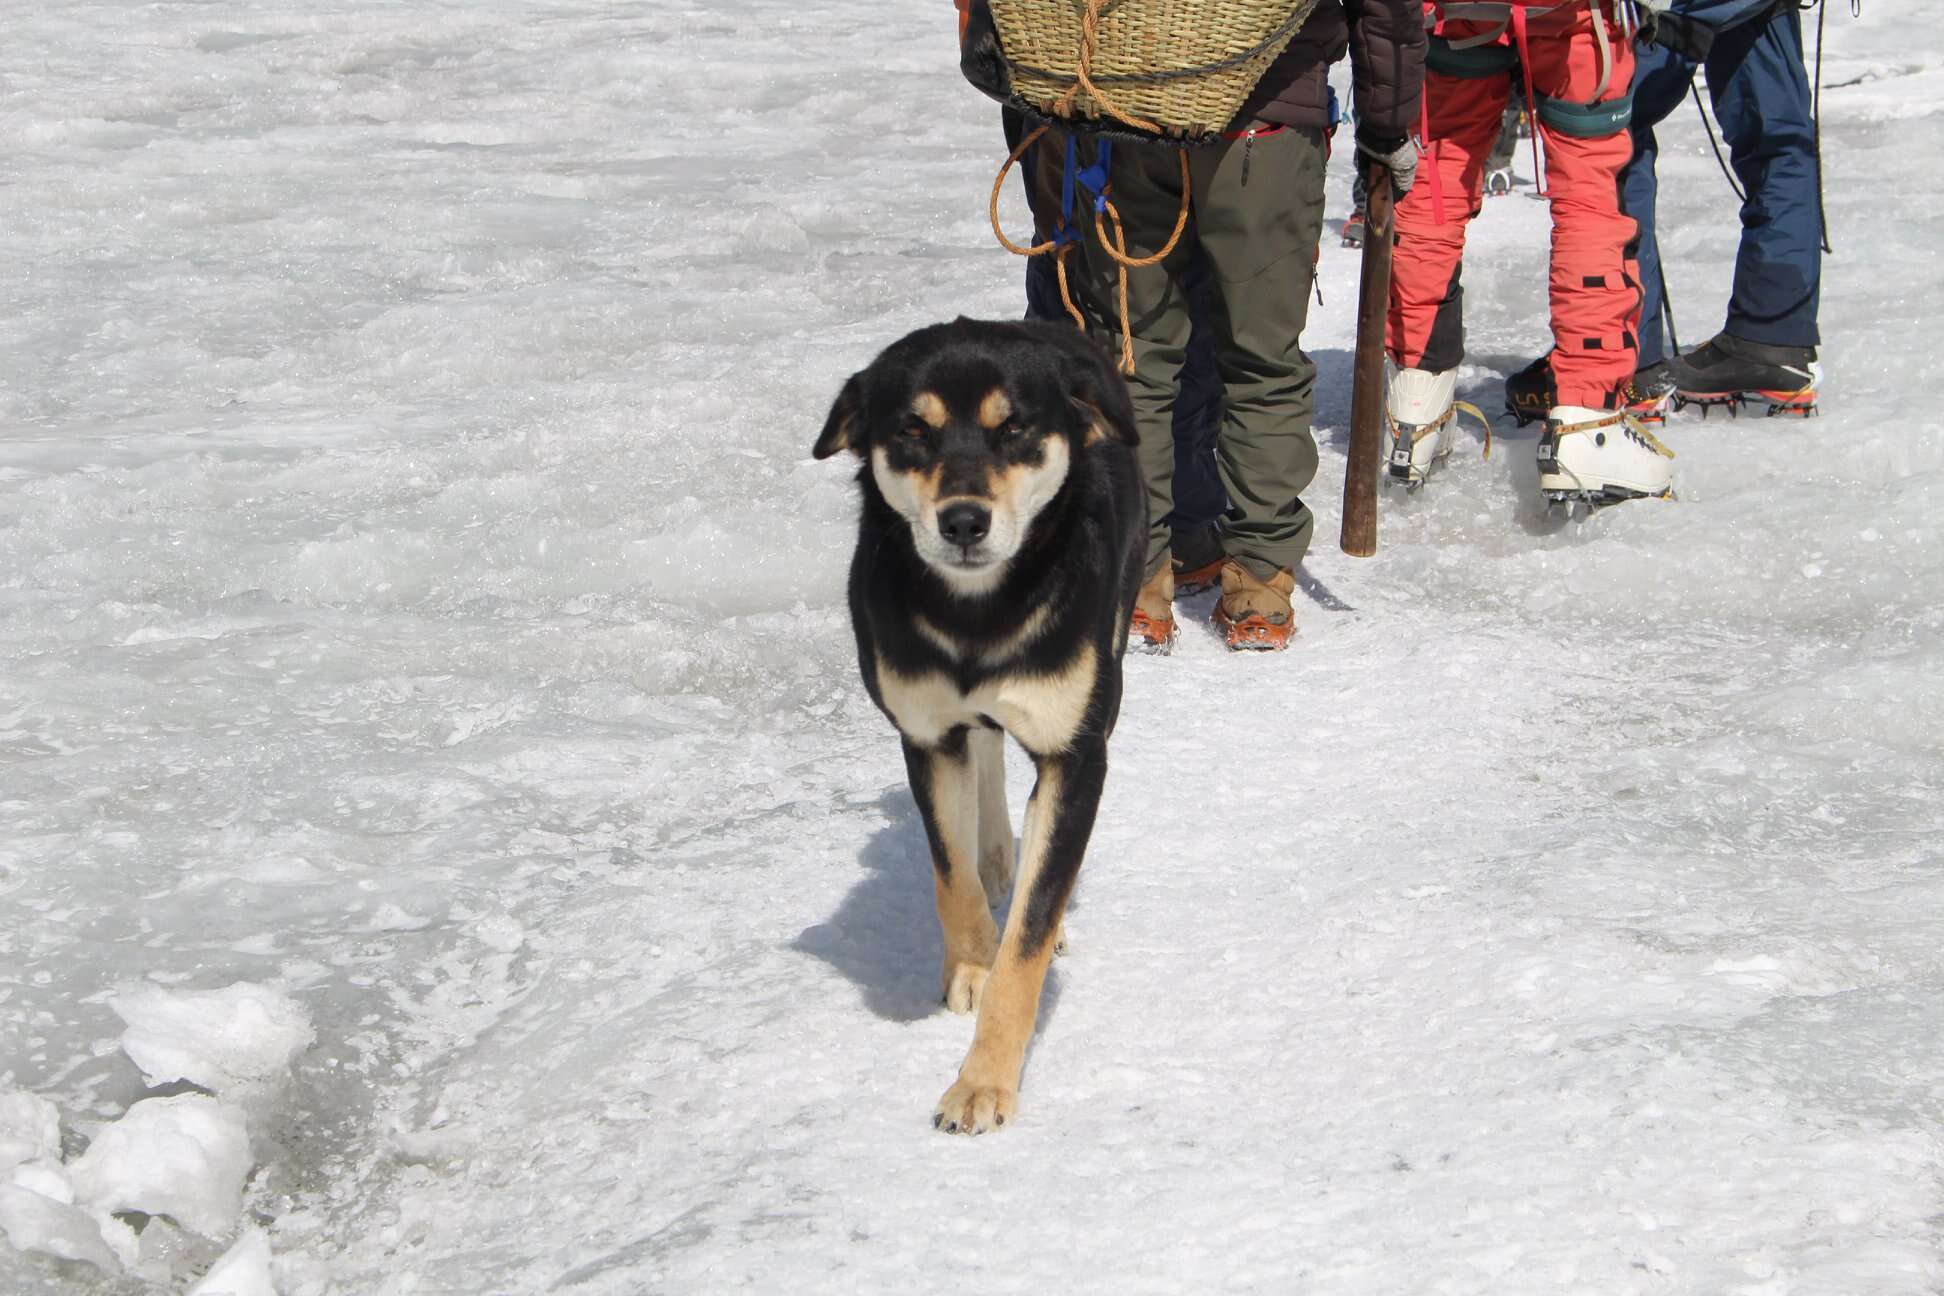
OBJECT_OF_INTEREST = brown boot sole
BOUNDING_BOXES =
[1129,608,1176,655]
[1172,557,1224,596]
[1212,604,1293,652]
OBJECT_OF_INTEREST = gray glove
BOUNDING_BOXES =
[1356,133,1419,198]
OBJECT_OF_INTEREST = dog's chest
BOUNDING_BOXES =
[873,634,1096,755]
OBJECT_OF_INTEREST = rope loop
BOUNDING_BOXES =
[982,0,1200,373]
[989,123,1057,258]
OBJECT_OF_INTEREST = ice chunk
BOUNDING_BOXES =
[111,982,314,1098]
[67,1095,252,1240]
[11,1158,73,1203]
[0,1183,124,1274]
[0,1090,61,1172]
[188,1224,277,1296]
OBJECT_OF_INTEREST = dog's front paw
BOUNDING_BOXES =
[932,1077,1017,1135]
[941,959,990,1014]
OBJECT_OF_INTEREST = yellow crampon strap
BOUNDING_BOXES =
[1387,398,1495,459]
[1454,400,1493,458]
[1553,410,1676,459]
[1623,412,1675,459]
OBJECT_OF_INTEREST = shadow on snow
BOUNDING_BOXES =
[792,784,1063,1034]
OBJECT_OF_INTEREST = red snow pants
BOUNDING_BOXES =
[1388,4,1641,409]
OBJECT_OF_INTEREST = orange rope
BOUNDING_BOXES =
[1054,245,1083,329]
[983,0,1194,373]
[1071,0,1163,136]
[1092,154,1190,271]
[989,123,1058,259]
[988,123,1087,332]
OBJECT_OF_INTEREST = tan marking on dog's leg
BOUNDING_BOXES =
[972,726,1012,909]
[936,873,996,1014]
[1010,788,1062,956]
[934,763,1069,1134]
[923,747,998,1015]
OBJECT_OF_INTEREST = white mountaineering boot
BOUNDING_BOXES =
[1386,367,1458,488]
[1536,404,1675,504]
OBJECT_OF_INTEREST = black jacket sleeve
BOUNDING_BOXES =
[1347,0,1426,145]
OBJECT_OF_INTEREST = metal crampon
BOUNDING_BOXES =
[1674,388,1818,419]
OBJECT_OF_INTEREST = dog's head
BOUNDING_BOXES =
[814,319,1136,595]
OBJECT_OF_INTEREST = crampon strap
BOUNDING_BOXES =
[1554,409,1675,460]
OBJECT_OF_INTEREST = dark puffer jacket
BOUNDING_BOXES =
[1231,0,1426,144]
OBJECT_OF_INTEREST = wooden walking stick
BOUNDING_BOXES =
[1340,163,1393,558]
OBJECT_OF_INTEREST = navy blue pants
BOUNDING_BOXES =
[1624,7,1822,366]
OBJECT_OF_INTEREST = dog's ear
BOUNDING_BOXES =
[1062,340,1139,449]
[1077,396,1139,449]
[814,371,867,460]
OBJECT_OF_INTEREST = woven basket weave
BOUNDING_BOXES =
[988,0,1324,140]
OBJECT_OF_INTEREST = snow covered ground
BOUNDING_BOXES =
[1,2,1939,1292]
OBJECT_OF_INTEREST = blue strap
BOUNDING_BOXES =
[1055,135,1079,245]
[1075,139,1113,213]
[1052,136,1116,247]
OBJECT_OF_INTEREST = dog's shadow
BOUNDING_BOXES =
[793,785,1064,1032]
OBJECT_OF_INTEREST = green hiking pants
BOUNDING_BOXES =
[1034,125,1326,580]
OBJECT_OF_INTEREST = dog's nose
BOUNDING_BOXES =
[937,502,991,548]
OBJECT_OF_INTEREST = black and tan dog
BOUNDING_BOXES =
[814,317,1144,1134]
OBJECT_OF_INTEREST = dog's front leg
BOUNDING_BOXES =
[933,739,1105,1134]
[971,725,1013,909]
[903,736,1000,1014]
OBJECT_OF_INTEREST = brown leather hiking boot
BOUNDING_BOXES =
[1211,560,1296,652]
[1170,523,1225,596]
[1128,564,1176,654]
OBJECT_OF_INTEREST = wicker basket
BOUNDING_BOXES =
[987,0,1324,141]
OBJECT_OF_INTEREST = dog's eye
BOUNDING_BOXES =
[901,418,929,439]
[994,417,1024,440]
